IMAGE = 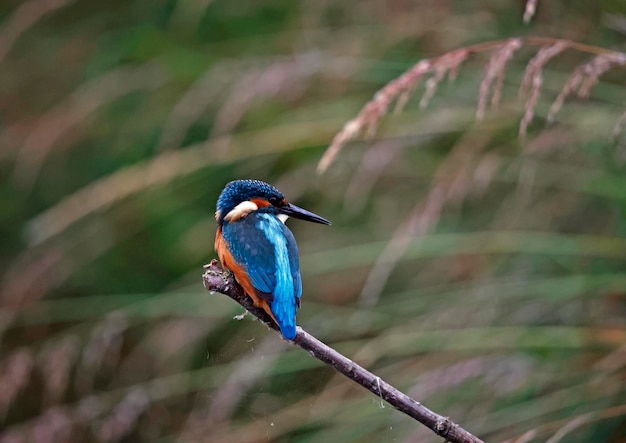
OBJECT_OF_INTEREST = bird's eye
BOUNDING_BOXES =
[268,196,281,206]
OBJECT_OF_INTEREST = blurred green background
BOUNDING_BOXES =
[1,1,626,442]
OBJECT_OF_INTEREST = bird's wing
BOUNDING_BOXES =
[222,213,300,305]
[222,212,302,339]
[282,224,302,305]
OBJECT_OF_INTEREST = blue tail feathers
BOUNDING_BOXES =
[279,323,297,340]
[271,298,297,340]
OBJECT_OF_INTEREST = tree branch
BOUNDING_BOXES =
[202,260,484,443]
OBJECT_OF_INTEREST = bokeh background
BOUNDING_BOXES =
[1,1,626,442]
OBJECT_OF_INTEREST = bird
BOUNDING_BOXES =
[214,179,331,340]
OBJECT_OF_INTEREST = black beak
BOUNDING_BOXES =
[279,203,331,225]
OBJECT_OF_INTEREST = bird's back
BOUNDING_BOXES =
[220,212,302,339]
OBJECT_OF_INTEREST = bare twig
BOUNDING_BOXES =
[202,260,485,443]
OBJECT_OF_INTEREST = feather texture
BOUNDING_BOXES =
[220,211,302,339]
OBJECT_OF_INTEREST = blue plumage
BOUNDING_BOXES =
[221,211,302,339]
[217,180,284,223]
[215,179,330,340]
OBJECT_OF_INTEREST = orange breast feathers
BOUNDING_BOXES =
[214,226,279,326]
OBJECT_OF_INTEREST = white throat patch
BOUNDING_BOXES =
[276,213,289,224]
[224,201,259,221]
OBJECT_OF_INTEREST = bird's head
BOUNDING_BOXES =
[216,179,331,226]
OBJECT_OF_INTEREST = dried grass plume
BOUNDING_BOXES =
[318,37,626,174]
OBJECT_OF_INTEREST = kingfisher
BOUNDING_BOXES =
[214,179,331,340]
